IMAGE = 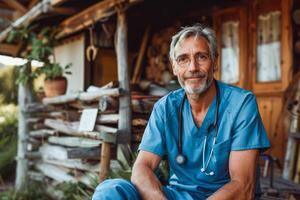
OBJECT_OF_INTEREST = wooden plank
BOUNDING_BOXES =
[3,0,27,14]
[48,136,101,148]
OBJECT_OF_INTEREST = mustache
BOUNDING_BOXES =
[184,71,207,79]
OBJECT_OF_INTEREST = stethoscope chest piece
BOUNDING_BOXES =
[176,154,186,165]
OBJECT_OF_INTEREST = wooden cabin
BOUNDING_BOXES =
[0,0,300,196]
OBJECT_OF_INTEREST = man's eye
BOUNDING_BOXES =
[196,54,208,61]
[177,57,189,64]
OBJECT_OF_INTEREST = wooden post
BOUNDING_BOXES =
[115,6,132,164]
[99,142,111,182]
[15,64,33,190]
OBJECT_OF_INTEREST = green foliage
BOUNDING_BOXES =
[36,63,72,80]
[0,104,18,176]
[56,176,99,200]
[7,25,72,84]
[0,180,52,200]
[0,67,18,104]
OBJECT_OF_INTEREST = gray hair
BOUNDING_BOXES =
[169,24,218,63]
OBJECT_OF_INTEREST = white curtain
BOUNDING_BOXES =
[257,11,281,82]
[221,21,239,84]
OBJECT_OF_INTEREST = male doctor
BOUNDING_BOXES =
[92,24,270,200]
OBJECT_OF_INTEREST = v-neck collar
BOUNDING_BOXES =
[184,90,218,137]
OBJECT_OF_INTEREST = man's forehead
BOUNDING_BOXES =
[174,36,210,55]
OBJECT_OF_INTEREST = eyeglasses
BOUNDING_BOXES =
[175,52,210,68]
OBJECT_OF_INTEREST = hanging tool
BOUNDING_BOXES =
[86,26,98,62]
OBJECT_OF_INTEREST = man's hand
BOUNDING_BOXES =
[208,149,259,200]
[131,151,167,200]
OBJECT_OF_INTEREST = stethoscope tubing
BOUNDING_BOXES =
[176,80,220,176]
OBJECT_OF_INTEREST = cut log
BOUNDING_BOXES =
[98,95,118,112]
[48,136,101,148]
[44,159,100,172]
[43,88,122,105]
[26,118,43,124]
[28,171,45,182]
[44,119,117,143]
[29,129,57,138]
[96,114,119,124]
[27,140,41,151]
[35,162,76,183]
[132,118,148,126]
[132,99,155,114]
[25,102,56,113]
[39,144,69,160]
[67,147,101,159]
[95,124,118,134]
[26,152,41,160]
[87,81,119,92]
[36,162,97,186]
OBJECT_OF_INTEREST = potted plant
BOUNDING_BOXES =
[38,62,71,97]
[7,26,72,98]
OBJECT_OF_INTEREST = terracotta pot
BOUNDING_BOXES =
[44,76,67,97]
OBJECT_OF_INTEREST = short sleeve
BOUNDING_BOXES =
[138,103,166,157]
[231,94,271,152]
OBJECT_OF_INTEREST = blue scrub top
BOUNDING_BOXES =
[138,81,271,199]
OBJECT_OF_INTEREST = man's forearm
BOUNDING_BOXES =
[131,164,167,200]
[207,180,255,200]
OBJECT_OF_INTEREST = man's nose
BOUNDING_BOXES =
[187,58,199,71]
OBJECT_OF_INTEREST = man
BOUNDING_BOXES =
[92,24,270,200]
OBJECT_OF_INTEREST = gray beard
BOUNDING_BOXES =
[178,76,214,95]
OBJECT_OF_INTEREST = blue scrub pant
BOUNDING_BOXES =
[92,179,194,200]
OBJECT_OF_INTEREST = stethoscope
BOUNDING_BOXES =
[175,80,220,176]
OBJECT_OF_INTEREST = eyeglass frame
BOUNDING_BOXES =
[174,52,211,68]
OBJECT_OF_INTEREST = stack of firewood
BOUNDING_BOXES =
[25,81,123,188]
[145,26,179,85]
[24,81,161,189]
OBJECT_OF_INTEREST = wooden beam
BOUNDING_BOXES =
[99,142,111,182]
[56,0,123,38]
[0,0,52,43]
[115,7,131,143]
[3,0,27,14]
[15,65,34,190]
[56,0,141,38]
